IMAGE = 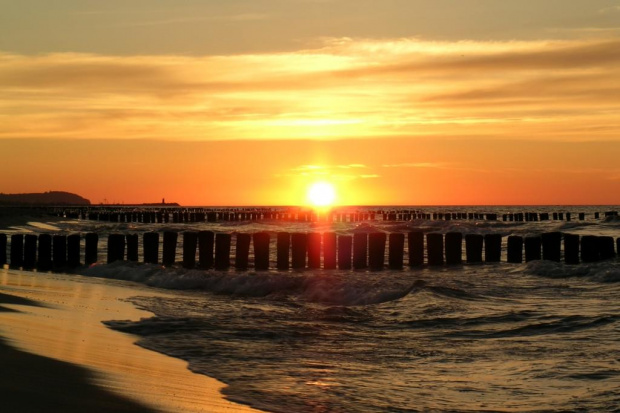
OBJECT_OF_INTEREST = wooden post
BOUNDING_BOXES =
[524,236,541,262]
[38,234,52,270]
[307,233,321,269]
[67,234,81,267]
[53,235,67,269]
[123,234,137,262]
[143,232,159,264]
[107,234,125,263]
[198,231,214,269]
[214,233,231,270]
[23,234,37,270]
[598,236,615,260]
[253,232,270,271]
[388,233,405,270]
[323,232,337,269]
[277,232,290,270]
[182,232,198,269]
[408,231,424,267]
[507,236,523,263]
[465,234,483,263]
[337,235,352,270]
[162,231,178,267]
[9,234,24,268]
[580,235,599,262]
[426,233,443,265]
[484,234,502,262]
[0,233,6,267]
[541,232,561,262]
[564,234,580,264]
[291,233,307,270]
[353,233,368,269]
[368,232,386,270]
[235,233,251,270]
[445,232,462,265]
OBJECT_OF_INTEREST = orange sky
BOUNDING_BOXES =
[1,1,619,205]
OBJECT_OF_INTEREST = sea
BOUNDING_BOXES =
[10,206,620,412]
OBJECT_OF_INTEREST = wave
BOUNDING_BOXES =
[525,260,620,282]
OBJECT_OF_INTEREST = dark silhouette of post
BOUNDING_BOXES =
[10,234,24,268]
[598,236,615,260]
[67,234,81,267]
[53,235,67,269]
[253,232,270,271]
[235,233,251,270]
[465,234,483,263]
[107,234,125,263]
[338,235,352,270]
[580,235,599,262]
[541,232,561,262]
[408,231,424,267]
[307,233,321,269]
[22,234,37,270]
[323,232,337,269]
[162,231,178,267]
[445,232,462,265]
[564,234,580,264]
[291,233,307,270]
[388,233,405,269]
[0,234,6,267]
[484,234,502,262]
[353,233,368,269]
[277,232,290,270]
[38,234,52,271]
[143,232,159,264]
[507,236,523,263]
[368,232,386,270]
[198,231,214,269]
[125,234,138,262]
[426,233,443,265]
[214,233,231,270]
[524,236,541,262]
[182,232,198,269]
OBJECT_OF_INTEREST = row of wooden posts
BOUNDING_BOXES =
[57,208,619,224]
[1,231,618,272]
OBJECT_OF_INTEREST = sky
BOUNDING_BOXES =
[1,0,619,205]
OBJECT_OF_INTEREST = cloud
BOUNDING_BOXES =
[381,162,448,169]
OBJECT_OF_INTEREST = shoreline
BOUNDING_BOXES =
[0,269,264,413]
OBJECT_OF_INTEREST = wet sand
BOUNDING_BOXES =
[0,269,264,413]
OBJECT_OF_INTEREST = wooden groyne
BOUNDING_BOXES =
[1,231,618,272]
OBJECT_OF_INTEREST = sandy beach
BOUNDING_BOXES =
[0,268,264,413]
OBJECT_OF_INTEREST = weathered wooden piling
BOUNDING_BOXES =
[445,232,462,265]
[253,232,270,271]
[465,234,483,263]
[107,234,125,263]
[67,234,81,267]
[598,236,615,260]
[338,235,352,270]
[291,233,307,270]
[323,232,337,269]
[53,235,67,269]
[541,232,561,262]
[23,234,37,270]
[507,236,523,263]
[580,235,599,262]
[564,234,580,264]
[353,233,368,269]
[524,236,542,262]
[307,233,321,269]
[277,232,290,270]
[182,232,198,268]
[38,234,52,270]
[235,233,251,270]
[388,233,405,269]
[484,234,502,262]
[408,231,424,267]
[197,231,214,269]
[214,233,231,270]
[9,234,24,268]
[162,231,178,267]
[123,234,137,262]
[143,232,159,264]
[426,233,444,265]
[368,232,386,270]
[0,234,6,267]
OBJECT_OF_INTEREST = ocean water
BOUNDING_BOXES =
[12,206,620,412]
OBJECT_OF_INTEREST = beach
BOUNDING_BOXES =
[0,268,264,413]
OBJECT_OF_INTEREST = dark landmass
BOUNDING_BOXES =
[0,191,90,206]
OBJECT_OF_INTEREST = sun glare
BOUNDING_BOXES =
[307,182,336,207]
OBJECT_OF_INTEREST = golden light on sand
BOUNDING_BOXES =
[307,181,336,207]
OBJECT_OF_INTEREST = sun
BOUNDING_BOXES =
[307,182,336,207]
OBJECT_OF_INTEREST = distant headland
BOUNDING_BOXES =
[0,191,91,206]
